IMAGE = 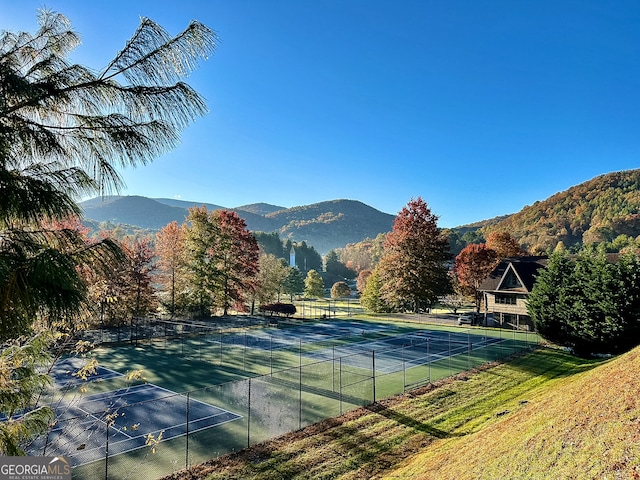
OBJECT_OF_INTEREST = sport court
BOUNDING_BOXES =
[33,319,533,472]
[31,359,241,467]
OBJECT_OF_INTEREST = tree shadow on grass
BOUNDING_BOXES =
[365,402,460,439]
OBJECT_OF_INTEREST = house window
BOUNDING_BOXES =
[495,294,517,305]
[502,269,522,289]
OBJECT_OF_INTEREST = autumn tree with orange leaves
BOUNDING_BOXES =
[156,221,186,318]
[454,243,498,311]
[486,231,525,258]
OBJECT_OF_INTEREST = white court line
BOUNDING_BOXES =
[65,388,242,467]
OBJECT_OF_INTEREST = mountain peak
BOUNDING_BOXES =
[79,195,394,254]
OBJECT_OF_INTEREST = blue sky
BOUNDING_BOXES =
[3,1,640,227]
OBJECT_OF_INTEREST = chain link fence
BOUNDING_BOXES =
[43,321,539,479]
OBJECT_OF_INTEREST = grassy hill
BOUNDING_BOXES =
[390,347,640,479]
[161,346,640,479]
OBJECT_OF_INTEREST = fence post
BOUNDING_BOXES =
[402,345,406,392]
[332,346,335,392]
[247,378,251,448]
[467,331,471,370]
[185,392,190,470]
[448,333,452,377]
[339,357,343,415]
[372,350,376,403]
[427,338,431,383]
[299,352,303,430]
[105,420,109,480]
[243,331,247,371]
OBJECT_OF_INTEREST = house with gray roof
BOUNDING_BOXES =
[479,256,548,330]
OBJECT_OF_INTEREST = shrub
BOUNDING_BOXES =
[258,303,297,317]
[330,281,351,298]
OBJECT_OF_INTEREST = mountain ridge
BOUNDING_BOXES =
[481,168,640,253]
[79,196,395,254]
[80,169,640,255]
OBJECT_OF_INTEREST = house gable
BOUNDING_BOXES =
[479,256,549,294]
[497,264,526,292]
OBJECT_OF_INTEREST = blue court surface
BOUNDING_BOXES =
[49,357,123,387]
[209,320,389,352]
[30,383,242,466]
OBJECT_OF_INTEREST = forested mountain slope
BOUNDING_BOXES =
[482,169,640,253]
[81,169,640,254]
[265,199,395,254]
[79,196,394,253]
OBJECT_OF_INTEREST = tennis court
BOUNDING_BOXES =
[204,319,389,352]
[49,356,124,387]
[304,329,504,373]
[31,375,241,467]
[48,317,537,478]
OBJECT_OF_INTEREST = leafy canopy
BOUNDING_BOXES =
[378,197,452,312]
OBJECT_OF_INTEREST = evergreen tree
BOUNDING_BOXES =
[294,241,323,274]
[360,267,388,313]
[528,251,640,356]
[304,269,325,298]
[527,251,575,350]
[325,250,357,279]
[283,267,305,301]
[184,207,219,318]
[254,232,286,259]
